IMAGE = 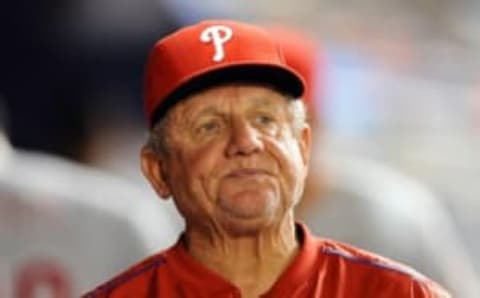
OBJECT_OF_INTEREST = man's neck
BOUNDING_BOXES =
[184,219,299,298]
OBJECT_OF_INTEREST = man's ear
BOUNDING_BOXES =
[141,146,171,200]
[298,123,312,168]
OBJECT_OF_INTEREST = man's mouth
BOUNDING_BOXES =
[226,168,270,178]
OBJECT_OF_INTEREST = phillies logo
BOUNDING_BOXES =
[200,25,233,62]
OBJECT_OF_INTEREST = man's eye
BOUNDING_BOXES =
[197,121,221,134]
[255,114,275,126]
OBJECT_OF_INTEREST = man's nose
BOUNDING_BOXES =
[226,120,263,157]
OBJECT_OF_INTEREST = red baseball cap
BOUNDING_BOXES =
[144,19,306,126]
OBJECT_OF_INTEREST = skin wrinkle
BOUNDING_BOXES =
[150,89,306,234]
[157,86,307,233]
[147,84,306,155]
[141,83,311,297]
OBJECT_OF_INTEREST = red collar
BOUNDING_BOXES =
[165,222,321,296]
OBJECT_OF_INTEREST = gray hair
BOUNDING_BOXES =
[146,112,173,156]
[146,97,308,155]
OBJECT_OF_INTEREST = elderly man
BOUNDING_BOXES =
[83,20,449,298]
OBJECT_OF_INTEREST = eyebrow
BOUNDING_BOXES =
[181,106,227,131]
[187,106,222,119]
[184,94,285,120]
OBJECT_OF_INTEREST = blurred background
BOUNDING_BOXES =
[1,0,479,297]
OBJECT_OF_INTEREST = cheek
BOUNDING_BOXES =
[263,134,307,197]
[173,142,225,201]
[188,142,223,174]
[265,132,303,168]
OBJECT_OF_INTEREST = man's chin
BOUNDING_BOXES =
[216,212,275,237]
[217,190,278,218]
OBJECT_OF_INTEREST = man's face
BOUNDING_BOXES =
[143,84,311,235]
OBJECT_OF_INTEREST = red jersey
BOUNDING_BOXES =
[83,223,450,298]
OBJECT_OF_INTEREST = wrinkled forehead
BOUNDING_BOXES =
[160,82,291,122]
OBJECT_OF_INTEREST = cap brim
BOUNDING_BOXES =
[150,63,304,126]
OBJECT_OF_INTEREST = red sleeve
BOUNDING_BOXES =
[411,279,451,298]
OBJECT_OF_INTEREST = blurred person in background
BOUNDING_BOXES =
[270,26,480,297]
[0,0,178,162]
[0,101,181,297]
[84,19,449,297]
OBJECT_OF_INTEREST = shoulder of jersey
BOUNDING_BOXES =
[82,250,168,298]
[318,239,451,297]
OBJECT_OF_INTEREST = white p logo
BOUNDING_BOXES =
[200,25,233,62]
